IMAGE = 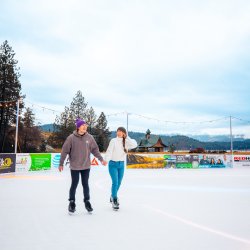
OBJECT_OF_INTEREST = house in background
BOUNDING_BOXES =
[137,129,167,152]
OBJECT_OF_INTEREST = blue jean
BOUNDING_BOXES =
[108,160,125,199]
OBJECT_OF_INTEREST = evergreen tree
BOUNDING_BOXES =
[95,112,111,152]
[22,107,35,127]
[169,143,176,153]
[18,107,42,152]
[48,91,89,148]
[70,90,88,121]
[48,106,74,148]
[86,106,97,134]
[48,91,111,151]
[0,40,24,152]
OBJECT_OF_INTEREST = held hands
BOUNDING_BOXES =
[59,161,107,170]
[101,160,108,166]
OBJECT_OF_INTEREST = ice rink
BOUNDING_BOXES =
[1,166,250,250]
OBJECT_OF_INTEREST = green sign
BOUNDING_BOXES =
[30,154,51,171]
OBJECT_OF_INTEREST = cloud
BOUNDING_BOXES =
[1,0,250,136]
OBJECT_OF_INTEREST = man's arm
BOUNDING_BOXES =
[59,136,72,171]
[90,137,107,166]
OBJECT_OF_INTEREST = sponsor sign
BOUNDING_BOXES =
[51,153,61,169]
[127,154,167,168]
[16,153,31,172]
[198,154,230,168]
[0,154,16,174]
[163,155,176,168]
[29,153,51,171]
[176,155,199,168]
[233,155,250,167]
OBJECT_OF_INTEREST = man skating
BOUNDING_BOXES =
[59,118,107,214]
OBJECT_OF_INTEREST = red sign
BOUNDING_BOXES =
[234,156,250,162]
[91,158,99,166]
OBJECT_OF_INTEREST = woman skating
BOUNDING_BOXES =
[105,127,137,210]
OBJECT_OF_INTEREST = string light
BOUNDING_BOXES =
[25,100,62,114]
[0,100,17,108]
[231,116,250,124]
[107,112,231,124]
[1,99,249,126]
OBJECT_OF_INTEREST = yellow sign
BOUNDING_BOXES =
[0,157,13,169]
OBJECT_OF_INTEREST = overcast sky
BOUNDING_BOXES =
[1,0,250,137]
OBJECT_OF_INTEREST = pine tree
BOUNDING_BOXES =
[22,107,35,128]
[18,107,42,152]
[0,40,24,152]
[48,91,111,151]
[48,106,74,148]
[48,91,89,148]
[95,112,111,152]
[70,90,88,121]
[86,106,97,134]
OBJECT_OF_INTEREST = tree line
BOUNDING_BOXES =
[0,40,110,153]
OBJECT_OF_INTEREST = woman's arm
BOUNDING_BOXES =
[125,136,137,150]
[104,139,115,162]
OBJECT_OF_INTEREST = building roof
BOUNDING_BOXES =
[139,136,167,148]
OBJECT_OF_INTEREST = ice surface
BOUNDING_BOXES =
[0,167,250,250]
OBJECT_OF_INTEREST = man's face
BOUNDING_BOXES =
[78,124,88,134]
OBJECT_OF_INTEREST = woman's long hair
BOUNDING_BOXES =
[117,127,127,153]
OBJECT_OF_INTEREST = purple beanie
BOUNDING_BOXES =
[75,118,86,129]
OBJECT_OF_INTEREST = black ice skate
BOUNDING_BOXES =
[110,196,119,206]
[85,200,93,213]
[68,200,76,214]
[112,198,119,210]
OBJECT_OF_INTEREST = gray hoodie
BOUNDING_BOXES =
[59,131,104,170]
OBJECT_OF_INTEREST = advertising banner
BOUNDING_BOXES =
[51,153,61,170]
[29,153,52,171]
[127,153,234,169]
[50,153,105,170]
[233,155,250,167]
[0,153,16,174]
[198,154,231,168]
[163,155,177,168]
[16,153,31,172]
[1,153,249,174]
[127,154,166,168]
[176,155,199,168]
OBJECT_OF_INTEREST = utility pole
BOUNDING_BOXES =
[14,99,20,153]
[230,115,234,167]
[126,112,129,135]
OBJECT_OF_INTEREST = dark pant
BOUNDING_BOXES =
[69,169,90,202]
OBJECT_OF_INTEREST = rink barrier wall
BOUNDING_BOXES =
[0,153,250,174]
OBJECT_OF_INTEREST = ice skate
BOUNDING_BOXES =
[112,198,119,211]
[68,200,76,215]
[110,196,119,206]
[85,200,93,213]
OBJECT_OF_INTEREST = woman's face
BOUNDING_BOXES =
[117,130,126,138]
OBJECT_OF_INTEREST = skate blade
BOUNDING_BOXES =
[68,211,75,215]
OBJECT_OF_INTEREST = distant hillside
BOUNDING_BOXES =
[40,125,250,151]
[189,134,245,142]
[39,124,55,132]
[113,131,250,151]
